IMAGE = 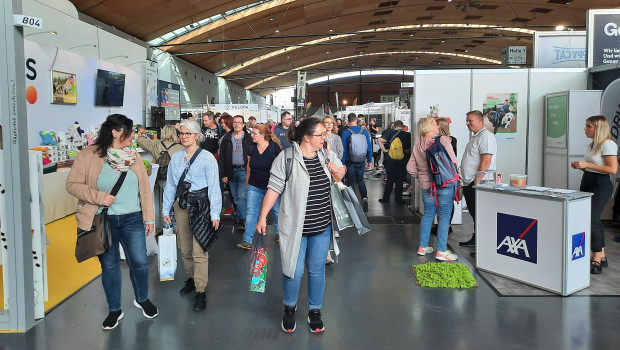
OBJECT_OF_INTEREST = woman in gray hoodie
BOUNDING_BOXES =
[256,117,346,334]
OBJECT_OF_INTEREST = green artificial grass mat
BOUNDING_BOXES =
[412,262,478,288]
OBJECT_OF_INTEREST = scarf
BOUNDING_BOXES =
[106,147,136,172]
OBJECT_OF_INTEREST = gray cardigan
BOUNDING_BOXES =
[326,134,344,161]
[268,142,342,278]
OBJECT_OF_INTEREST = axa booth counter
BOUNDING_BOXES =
[474,184,592,296]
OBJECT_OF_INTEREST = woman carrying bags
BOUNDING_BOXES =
[237,124,283,249]
[571,115,618,274]
[407,117,459,262]
[66,114,157,330]
[162,120,222,312]
[256,117,346,334]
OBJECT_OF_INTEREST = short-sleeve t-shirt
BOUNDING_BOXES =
[585,139,618,174]
[248,142,281,189]
[461,128,497,186]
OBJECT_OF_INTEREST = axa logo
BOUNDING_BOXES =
[496,213,538,264]
[604,22,620,36]
[571,232,586,260]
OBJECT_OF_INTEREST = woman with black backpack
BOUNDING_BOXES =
[136,125,184,189]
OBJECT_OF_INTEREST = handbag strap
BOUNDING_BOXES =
[101,171,127,214]
[178,148,202,188]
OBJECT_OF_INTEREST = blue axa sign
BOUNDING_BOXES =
[496,213,538,264]
[571,232,586,261]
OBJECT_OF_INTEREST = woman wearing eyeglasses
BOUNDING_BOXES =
[257,117,346,334]
[162,120,222,312]
[237,124,283,249]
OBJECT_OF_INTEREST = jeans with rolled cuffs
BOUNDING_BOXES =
[243,185,280,244]
[283,226,331,310]
[420,183,456,252]
[98,211,149,312]
[228,168,247,221]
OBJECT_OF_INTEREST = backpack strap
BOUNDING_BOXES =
[389,130,401,143]
[357,128,364,135]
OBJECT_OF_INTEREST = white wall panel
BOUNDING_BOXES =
[471,69,529,177]
[529,69,588,185]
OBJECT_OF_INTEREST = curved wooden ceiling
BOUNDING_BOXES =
[69,0,620,95]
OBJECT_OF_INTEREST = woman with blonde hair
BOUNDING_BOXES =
[238,124,283,248]
[431,118,457,234]
[571,115,618,274]
[322,116,344,160]
[407,117,459,261]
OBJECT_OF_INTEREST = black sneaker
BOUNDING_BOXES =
[281,305,296,333]
[275,235,280,244]
[194,292,207,312]
[102,310,123,330]
[236,220,245,232]
[459,236,476,247]
[362,198,368,212]
[180,278,195,295]
[308,309,325,333]
[600,257,609,267]
[133,299,159,318]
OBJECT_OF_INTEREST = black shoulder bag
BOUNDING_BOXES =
[75,171,127,263]
[175,148,203,208]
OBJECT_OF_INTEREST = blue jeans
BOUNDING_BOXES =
[346,162,368,199]
[243,185,280,243]
[420,184,456,252]
[283,226,331,310]
[98,211,149,312]
[228,168,247,221]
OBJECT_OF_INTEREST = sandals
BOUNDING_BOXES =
[590,260,602,274]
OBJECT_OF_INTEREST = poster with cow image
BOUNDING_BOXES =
[51,70,77,104]
[482,93,517,142]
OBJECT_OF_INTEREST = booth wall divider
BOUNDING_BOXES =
[527,69,588,186]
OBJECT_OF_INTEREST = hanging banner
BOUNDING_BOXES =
[297,71,307,101]
[145,60,158,118]
[533,31,586,68]
[587,9,620,67]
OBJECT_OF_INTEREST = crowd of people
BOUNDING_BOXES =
[66,109,616,333]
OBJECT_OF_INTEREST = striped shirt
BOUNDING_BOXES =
[302,155,331,236]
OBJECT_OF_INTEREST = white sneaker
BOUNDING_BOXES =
[335,232,340,238]
[417,246,434,256]
[435,250,458,261]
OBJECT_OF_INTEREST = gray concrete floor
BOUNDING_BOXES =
[3,179,620,349]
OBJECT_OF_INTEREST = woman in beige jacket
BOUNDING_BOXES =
[66,114,157,330]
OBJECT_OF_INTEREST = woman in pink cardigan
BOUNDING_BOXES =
[406,117,459,261]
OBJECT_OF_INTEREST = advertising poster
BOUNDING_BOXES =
[587,10,620,67]
[482,93,517,142]
[546,95,568,148]
[145,60,158,112]
[51,70,77,104]
[157,80,180,120]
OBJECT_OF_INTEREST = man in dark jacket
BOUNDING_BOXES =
[219,115,252,229]
[273,111,293,149]
[200,111,222,156]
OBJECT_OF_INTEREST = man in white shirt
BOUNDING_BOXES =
[459,110,497,250]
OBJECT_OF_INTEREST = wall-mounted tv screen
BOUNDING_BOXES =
[95,69,125,106]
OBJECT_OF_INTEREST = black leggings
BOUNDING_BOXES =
[580,172,613,252]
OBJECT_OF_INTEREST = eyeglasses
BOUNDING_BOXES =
[251,132,262,136]
[179,132,194,137]
[311,132,327,138]
[323,121,333,124]
[283,118,293,121]
[233,121,244,125]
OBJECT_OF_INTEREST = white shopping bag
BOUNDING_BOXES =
[158,229,177,281]
[145,232,159,256]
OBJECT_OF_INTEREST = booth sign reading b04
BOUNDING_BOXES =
[14,15,43,29]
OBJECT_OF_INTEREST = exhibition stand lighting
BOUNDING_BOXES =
[245,50,501,89]
[217,23,535,77]
[25,30,57,37]
[103,55,129,61]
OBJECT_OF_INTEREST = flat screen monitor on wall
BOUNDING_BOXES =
[95,69,125,106]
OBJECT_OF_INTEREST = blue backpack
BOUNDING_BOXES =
[425,136,459,203]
